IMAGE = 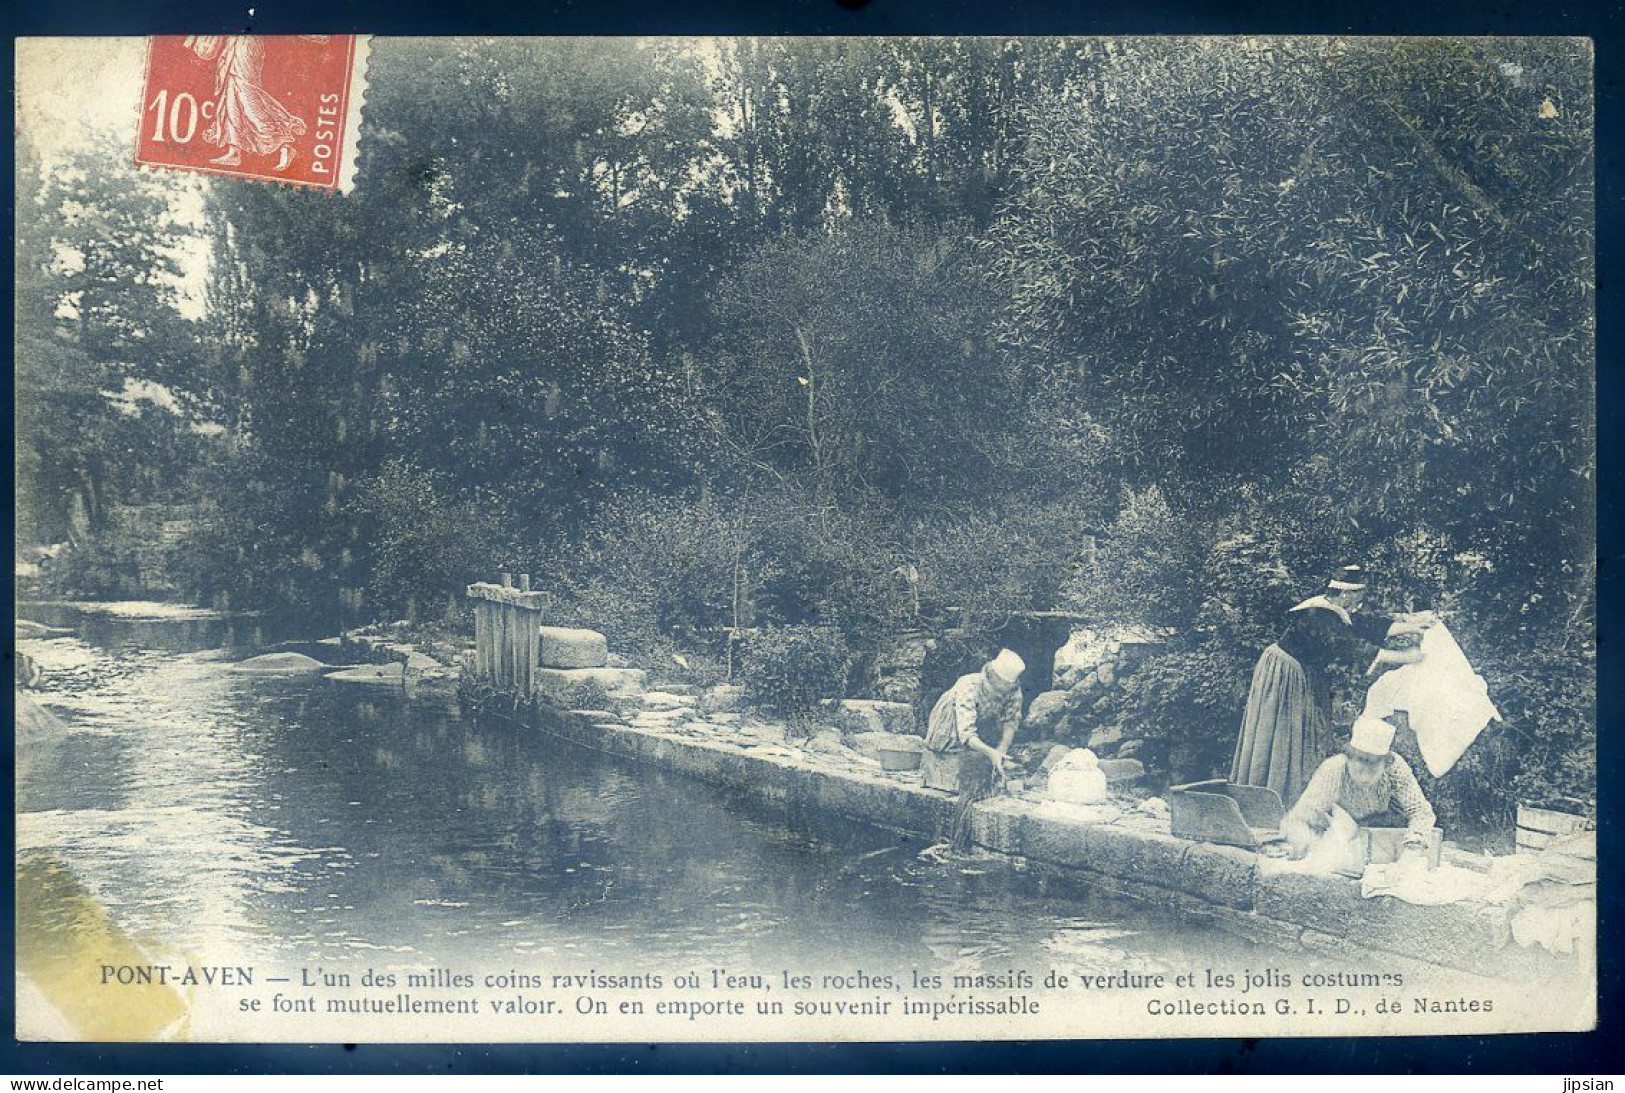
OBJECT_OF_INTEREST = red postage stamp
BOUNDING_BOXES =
[135,35,368,192]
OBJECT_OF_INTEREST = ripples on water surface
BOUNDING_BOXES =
[17,605,1296,981]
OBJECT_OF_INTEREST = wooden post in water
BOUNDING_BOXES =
[467,578,548,695]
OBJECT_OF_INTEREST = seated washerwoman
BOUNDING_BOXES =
[1281,714,1437,865]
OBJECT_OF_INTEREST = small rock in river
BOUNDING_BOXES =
[325,662,405,686]
[231,651,328,675]
[15,619,74,639]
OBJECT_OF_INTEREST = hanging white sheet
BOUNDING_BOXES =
[1362,620,1501,778]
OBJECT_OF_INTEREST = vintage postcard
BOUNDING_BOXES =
[13,36,1595,1043]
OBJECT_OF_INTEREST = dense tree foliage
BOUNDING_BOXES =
[17,38,1593,824]
[15,131,211,588]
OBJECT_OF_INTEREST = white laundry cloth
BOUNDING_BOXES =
[1269,807,1364,877]
[1361,859,1491,905]
[1363,620,1500,777]
[1048,748,1110,805]
[1510,900,1594,955]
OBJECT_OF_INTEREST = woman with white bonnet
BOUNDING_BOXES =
[1231,564,1433,809]
[1281,714,1437,862]
[925,648,1025,851]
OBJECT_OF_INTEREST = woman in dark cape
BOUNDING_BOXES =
[1230,565,1429,808]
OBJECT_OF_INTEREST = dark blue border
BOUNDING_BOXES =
[4,0,1622,1074]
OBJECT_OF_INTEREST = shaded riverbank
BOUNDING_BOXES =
[15,602,1412,1040]
[461,682,1592,986]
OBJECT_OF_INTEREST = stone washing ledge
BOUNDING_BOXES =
[507,702,1575,982]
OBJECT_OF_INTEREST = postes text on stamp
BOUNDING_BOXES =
[135,35,367,192]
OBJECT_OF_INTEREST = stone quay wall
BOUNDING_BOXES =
[459,584,1580,985]
[459,684,1571,986]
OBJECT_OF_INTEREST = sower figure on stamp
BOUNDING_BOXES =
[1231,564,1433,809]
[186,35,313,172]
[923,648,1025,853]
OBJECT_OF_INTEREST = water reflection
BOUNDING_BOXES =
[16,605,1299,980]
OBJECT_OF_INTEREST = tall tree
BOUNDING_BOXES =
[985,37,1593,623]
[15,134,202,543]
[701,223,1026,509]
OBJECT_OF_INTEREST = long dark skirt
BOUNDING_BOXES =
[947,748,999,852]
[1230,643,1332,809]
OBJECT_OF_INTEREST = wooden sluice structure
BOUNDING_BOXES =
[467,574,545,694]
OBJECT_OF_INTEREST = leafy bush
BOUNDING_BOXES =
[1115,642,1253,785]
[739,625,852,719]
[914,494,1100,627]
[1061,484,1202,628]
[748,491,913,646]
[1490,641,1595,815]
[48,537,143,599]
[352,459,493,621]
[549,490,759,661]
[553,486,920,666]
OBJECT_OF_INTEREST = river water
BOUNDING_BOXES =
[17,603,1337,1037]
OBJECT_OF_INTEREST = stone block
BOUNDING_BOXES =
[537,626,610,669]
[533,666,646,705]
[1253,866,1363,936]
[969,799,1025,852]
[1023,690,1071,736]
[1097,757,1145,784]
[1255,865,1510,974]
[849,731,902,761]
[994,808,1189,889]
[1087,724,1123,752]
[1073,822,1191,887]
[642,690,697,710]
[1179,842,1259,910]
[700,684,744,715]
[1205,907,1306,950]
